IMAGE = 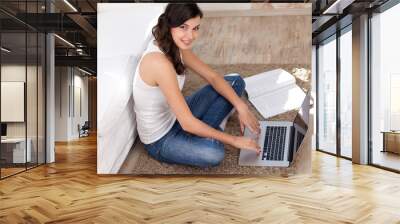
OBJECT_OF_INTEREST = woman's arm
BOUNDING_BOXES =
[140,53,260,152]
[181,50,260,134]
[181,49,242,107]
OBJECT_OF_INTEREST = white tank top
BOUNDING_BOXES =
[133,39,185,144]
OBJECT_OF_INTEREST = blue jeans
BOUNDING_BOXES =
[143,74,246,168]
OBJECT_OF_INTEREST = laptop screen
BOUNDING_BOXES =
[297,91,311,128]
[292,91,310,152]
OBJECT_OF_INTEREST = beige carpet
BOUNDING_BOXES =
[119,64,312,176]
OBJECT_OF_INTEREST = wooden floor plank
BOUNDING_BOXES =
[1,134,400,223]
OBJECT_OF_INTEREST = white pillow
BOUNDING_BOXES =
[97,15,160,174]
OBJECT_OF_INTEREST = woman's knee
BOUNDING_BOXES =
[224,73,246,96]
[198,141,225,167]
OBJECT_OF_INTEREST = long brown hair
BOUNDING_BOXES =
[152,3,203,75]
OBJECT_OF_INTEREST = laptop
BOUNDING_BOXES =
[238,93,310,167]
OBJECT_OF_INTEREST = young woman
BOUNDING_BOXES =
[133,3,261,168]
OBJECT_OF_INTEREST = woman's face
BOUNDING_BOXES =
[170,16,201,50]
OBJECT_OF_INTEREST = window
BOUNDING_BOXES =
[0,1,46,179]
[317,36,337,154]
[316,25,353,159]
[370,2,400,171]
[339,27,352,158]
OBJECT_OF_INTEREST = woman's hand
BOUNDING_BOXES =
[236,102,261,135]
[232,136,261,154]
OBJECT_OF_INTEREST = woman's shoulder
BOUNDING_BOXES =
[139,51,176,85]
[140,51,172,71]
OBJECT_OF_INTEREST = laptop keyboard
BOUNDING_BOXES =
[262,126,287,161]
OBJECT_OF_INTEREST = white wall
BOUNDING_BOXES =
[55,66,68,141]
[1,65,37,138]
[1,63,47,163]
[55,67,89,141]
[72,74,89,136]
[1,66,26,124]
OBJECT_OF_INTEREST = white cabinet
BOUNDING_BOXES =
[1,138,32,163]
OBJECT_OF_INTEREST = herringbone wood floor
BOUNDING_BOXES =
[1,134,400,224]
